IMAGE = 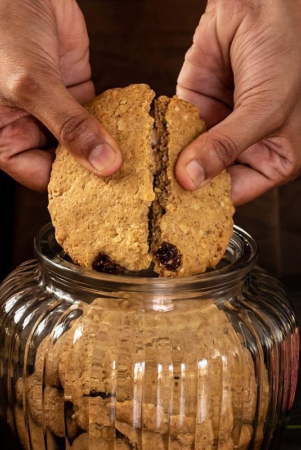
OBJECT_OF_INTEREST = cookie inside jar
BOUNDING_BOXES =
[13,296,269,450]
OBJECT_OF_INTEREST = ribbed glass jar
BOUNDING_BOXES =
[0,224,299,450]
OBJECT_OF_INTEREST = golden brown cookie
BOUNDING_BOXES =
[48,84,234,277]
[71,432,110,450]
[48,84,155,273]
[25,375,43,425]
[43,386,65,437]
[15,377,24,406]
[152,96,234,276]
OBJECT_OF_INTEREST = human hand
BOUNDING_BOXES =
[176,0,301,205]
[0,0,122,191]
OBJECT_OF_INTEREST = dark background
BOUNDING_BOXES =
[0,0,300,447]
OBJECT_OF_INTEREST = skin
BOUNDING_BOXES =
[0,0,301,206]
[0,0,122,191]
[176,0,301,205]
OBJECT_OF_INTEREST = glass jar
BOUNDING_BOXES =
[0,223,299,450]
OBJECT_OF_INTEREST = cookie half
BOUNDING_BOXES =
[151,96,234,276]
[48,84,155,272]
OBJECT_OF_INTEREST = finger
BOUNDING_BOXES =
[0,106,29,129]
[176,11,235,122]
[4,149,54,192]
[67,80,95,106]
[175,105,280,191]
[11,76,122,177]
[0,116,54,190]
[228,164,277,205]
[0,115,48,152]
[176,86,232,129]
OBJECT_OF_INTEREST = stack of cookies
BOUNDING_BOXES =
[13,298,269,450]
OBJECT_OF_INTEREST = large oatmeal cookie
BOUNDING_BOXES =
[48,84,234,277]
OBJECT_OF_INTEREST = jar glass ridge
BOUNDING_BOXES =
[35,223,257,300]
[0,223,299,450]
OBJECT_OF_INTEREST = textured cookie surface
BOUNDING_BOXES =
[49,84,235,276]
[48,84,155,272]
[152,96,235,276]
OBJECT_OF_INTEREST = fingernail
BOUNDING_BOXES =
[185,160,205,188]
[89,143,116,173]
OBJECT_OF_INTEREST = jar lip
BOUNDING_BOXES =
[34,223,257,289]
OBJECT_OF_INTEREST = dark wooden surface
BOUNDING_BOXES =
[78,0,204,97]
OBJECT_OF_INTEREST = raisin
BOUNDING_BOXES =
[89,390,113,399]
[64,253,74,263]
[116,429,126,439]
[92,253,125,275]
[154,242,182,271]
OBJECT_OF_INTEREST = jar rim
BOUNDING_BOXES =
[34,223,257,292]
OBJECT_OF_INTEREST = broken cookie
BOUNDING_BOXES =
[48,84,234,277]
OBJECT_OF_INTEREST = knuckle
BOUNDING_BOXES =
[58,114,90,149]
[286,161,301,182]
[271,147,301,184]
[0,148,13,170]
[208,0,263,20]
[239,0,263,16]
[211,135,238,168]
[7,72,43,104]
[0,153,7,168]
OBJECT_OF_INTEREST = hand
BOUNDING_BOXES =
[176,0,301,205]
[0,0,122,191]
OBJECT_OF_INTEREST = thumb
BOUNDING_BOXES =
[14,76,122,176]
[175,106,273,190]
